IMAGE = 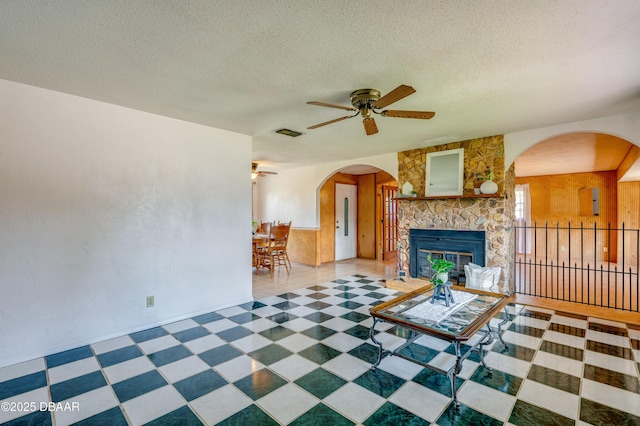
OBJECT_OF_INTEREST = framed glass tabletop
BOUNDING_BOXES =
[370,283,513,341]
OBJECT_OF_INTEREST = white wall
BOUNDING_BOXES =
[256,154,397,228]
[0,79,253,367]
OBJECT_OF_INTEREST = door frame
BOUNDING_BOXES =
[381,185,398,260]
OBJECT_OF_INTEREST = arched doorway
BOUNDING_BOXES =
[513,132,640,311]
[318,165,398,263]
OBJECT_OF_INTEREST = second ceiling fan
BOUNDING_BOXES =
[306,84,435,136]
[252,162,277,179]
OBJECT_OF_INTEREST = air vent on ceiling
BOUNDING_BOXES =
[274,128,303,137]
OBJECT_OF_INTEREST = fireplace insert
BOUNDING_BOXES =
[409,229,486,283]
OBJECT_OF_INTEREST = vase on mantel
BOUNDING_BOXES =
[480,180,498,195]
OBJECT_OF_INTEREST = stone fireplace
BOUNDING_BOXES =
[397,135,515,294]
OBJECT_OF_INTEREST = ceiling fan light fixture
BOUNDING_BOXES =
[251,161,278,178]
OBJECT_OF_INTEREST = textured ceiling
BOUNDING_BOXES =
[1,1,639,172]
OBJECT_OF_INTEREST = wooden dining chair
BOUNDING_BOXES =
[253,222,272,274]
[279,221,292,269]
[257,223,291,277]
[257,221,272,235]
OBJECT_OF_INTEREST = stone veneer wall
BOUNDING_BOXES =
[397,136,515,293]
[398,135,505,196]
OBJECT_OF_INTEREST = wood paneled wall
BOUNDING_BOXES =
[357,174,376,259]
[287,228,321,266]
[617,181,640,267]
[516,171,618,262]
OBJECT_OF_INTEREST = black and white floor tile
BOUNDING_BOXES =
[1,275,639,425]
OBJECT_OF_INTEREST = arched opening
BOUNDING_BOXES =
[513,131,640,311]
[318,164,398,263]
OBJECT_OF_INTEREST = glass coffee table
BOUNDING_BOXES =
[369,283,514,408]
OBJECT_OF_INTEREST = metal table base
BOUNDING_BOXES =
[369,307,509,409]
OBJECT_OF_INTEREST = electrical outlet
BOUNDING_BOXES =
[146,296,154,308]
[603,247,608,253]
[560,246,565,251]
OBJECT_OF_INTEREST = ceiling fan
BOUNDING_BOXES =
[252,162,278,179]
[306,84,435,136]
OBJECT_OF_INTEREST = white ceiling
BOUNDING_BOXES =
[1,1,639,172]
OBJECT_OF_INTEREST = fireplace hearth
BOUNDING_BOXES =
[409,229,486,283]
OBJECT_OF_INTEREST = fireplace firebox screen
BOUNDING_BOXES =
[409,229,486,280]
[417,249,473,284]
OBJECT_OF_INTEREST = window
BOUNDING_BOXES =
[515,184,531,254]
[515,186,524,220]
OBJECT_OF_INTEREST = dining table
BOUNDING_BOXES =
[252,233,269,244]
[252,233,269,269]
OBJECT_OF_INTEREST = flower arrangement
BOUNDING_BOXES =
[477,170,495,181]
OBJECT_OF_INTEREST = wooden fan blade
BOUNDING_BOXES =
[381,110,435,119]
[258,171,277,175]
[307,115,353,129]
[373,85,416,109]
[307,101,357,111]
[363,117,378,135]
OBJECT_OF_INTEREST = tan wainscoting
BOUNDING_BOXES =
[287,228,321,266]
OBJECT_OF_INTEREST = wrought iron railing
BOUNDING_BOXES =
[514,222,639,312]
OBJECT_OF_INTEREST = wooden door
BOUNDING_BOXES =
[382,185,397,260]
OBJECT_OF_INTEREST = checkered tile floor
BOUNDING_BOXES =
[1,275,639,425]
